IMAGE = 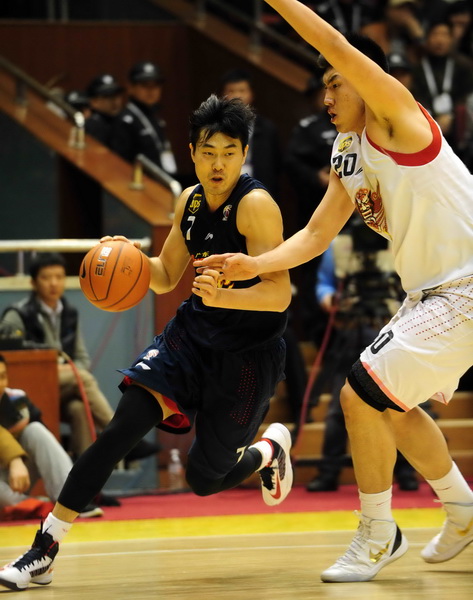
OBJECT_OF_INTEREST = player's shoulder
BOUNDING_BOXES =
[239,187,280,220]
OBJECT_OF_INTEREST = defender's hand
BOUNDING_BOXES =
[194,253,258,281]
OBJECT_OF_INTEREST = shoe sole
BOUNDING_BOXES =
[261,423,293,506]
[321,534,409,583]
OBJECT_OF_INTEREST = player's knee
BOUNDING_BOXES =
[185,462,221,496]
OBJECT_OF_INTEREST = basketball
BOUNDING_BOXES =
[79,241,151,312]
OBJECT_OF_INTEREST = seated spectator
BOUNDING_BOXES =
[0,354,102,520]
[0,253,160,463]
[85,74,124,146]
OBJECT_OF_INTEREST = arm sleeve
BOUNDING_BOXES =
[0,426,27,469]
[1,309,26,336]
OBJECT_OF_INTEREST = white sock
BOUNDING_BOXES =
[249,440,273,470]
[426,462,473,505]
[42,512,73,543]
[359,487,394,522]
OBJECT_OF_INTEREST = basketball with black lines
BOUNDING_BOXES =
[79,241,151,312]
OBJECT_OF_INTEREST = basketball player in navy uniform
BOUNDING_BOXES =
[0,95,294,591]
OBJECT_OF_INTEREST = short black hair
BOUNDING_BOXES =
[426,20,453,37]
[220,68,253,89]
[317,33,389,73]
[189,94,255,150]
[29,253,66,280]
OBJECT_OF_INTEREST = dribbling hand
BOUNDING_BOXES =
[192,268,220,306]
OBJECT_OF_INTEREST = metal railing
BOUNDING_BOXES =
[130,154,182,218]
[46,0,70,22]
[192,0,319,70]
[0,54,85,149]
[0,238,152,276]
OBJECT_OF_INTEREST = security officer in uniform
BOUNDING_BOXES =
[110,61,178,176]
[85,74,124,147]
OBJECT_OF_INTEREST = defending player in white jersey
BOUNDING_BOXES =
[195,0,473,583]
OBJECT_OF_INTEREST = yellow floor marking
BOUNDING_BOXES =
[0,508,444,547]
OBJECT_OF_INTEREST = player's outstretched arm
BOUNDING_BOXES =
[193,189,291,311]
[264,0,421,135]
[194,170,354,281]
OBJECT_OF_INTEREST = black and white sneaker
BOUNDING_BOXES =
[0,528,59,591]
[258,423,293,506]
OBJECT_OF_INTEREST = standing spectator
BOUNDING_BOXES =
[0,355,103,520]
[64,90,90,119]
[85,74,124,147]
[285,74,336,341]
[111,61,178,177]
[387,50,414,90]
[446,0,473,56]
[315,0,389,49]
[411,20,473,152]
[221,68,282,197]
[0,253,160,463]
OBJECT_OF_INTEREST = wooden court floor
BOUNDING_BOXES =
[0,526,472,599]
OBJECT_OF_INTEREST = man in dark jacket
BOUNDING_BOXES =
[221,68,282,198]
[84,73,124,147]
[110,61,178,176]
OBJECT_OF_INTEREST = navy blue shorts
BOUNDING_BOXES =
[120,319,286,481]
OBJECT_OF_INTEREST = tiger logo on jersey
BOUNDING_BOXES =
[222,204,232,221]
[189,194,202,214]
[355,184,390,239]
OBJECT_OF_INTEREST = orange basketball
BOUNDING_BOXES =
[79,241,151,312]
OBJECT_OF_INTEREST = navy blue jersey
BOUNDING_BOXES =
[172,174,287,352]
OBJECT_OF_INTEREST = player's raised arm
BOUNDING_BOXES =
[264,0,426,147]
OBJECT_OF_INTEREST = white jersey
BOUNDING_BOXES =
[331,106,473,293]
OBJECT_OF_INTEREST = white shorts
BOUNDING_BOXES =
[356,275,473,411]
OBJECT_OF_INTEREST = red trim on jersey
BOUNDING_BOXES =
[366,104,442,166]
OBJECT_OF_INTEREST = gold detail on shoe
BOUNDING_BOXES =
[369,541,391,563]
[456,517,473,537]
